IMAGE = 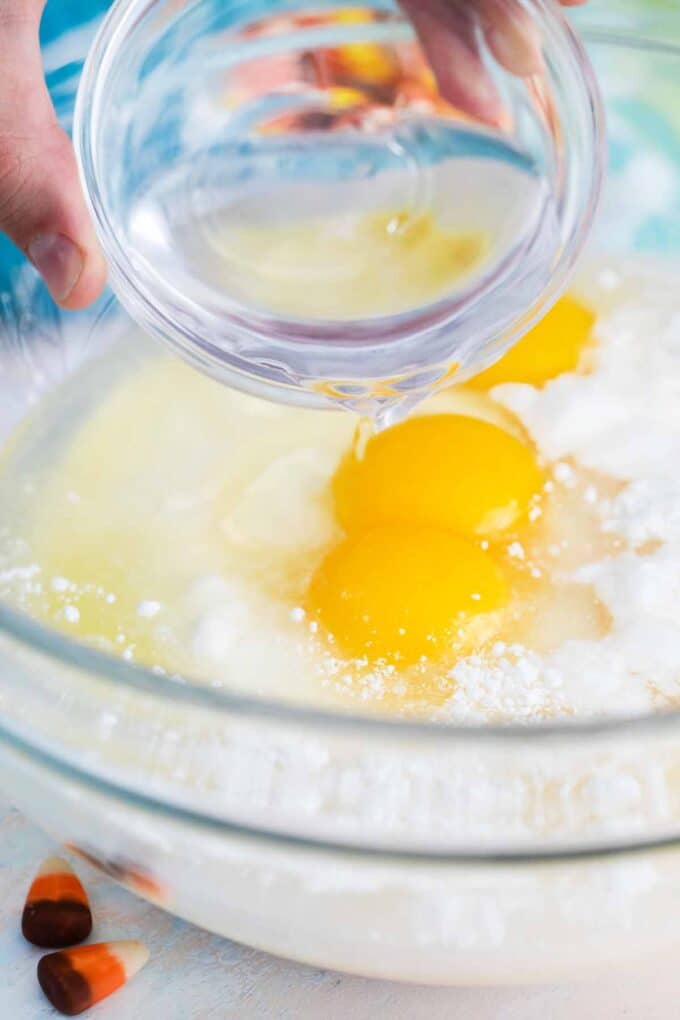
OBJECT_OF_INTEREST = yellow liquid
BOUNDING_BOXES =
[205,208,488,318]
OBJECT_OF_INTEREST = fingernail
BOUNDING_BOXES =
[27,234,84,303]
[486,26,544,78]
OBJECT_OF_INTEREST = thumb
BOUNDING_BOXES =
[0,3,106,309]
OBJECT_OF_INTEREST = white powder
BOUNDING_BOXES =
[446,635,656,723]
[507,541,525,560]
[185,574,325,703]
[63,605,80,624]
[444,647,568,723]
[599,478,680,547]
[137,600,162,619]
[0,564,41,584]
[495,283,680,482]
[553,462,576,486]
[467,263,680,719]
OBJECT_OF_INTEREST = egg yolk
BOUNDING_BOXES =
[334,413,544,539]
[469,296,595,390]
[307,525,508,664]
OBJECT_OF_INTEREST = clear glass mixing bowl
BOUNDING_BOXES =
[1,0,680,987]
[74,0,603,419]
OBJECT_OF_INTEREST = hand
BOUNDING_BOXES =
[400,0,587,125]
[0,0,106,309]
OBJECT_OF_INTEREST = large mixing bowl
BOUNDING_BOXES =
[1,0,680,986]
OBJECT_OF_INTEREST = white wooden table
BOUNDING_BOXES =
[1,798,676,1018]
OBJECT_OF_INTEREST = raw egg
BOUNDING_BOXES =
[470,296,595,390]
[334,413,544,539]
[307,524,508,664]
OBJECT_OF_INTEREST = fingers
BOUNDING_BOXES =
[479,0,543,77]
[399,0,505,126]
[401,0,581,125]
[0,2,106,309]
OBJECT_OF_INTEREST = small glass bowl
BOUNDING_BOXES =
[75,0,604,416]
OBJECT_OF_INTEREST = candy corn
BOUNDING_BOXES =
[37,941,149,1016]
[22,857,92,949]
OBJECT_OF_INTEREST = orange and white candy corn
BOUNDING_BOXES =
[37,940,149,1016]
[22,856,92,949]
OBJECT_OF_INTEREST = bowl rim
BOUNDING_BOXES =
[5,706,680,863]
[3,580,680,747]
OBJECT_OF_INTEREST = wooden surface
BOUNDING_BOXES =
[0,798,677,1019]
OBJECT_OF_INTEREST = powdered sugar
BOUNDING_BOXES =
[599,478,680,547]
[471,262,680,719]
[496,281,680,482]
[444,646,567,723]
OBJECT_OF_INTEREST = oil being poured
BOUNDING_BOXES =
[135,119,555,326]
[188,208,489,320]
[119,5,568,422]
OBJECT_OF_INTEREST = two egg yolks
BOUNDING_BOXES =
[306,295,593,665]
[309,414,543,665]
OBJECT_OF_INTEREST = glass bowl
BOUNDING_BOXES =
[1,0,680,987]
[74,0,603,418]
